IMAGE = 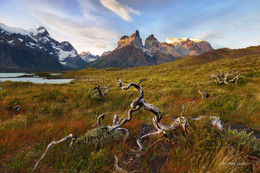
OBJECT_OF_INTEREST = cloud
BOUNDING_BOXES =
[93,43,107,49]
[31,12,117,40]
[29,11,118,54]
[75,0,105,21]
[100,0,140,21]
[15,0,121,55]
[18,0,78,18]
[199,31,224,41]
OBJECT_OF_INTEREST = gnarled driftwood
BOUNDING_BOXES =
[116,79,223,151]
[90,114,130,141]
[32,134,77,172]
[211,70,244,85]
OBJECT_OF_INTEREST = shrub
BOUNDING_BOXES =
[222,128,260,157]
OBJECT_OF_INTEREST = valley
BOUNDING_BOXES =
[0,45,259,172]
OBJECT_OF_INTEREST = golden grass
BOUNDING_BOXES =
[0,52,259,172]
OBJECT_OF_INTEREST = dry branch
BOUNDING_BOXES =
[116,79,223,152]
[114,156,140,173]
[114,155,129,173]
[32,134,77,172]
[191,116,223,130]
[91,114,130,141]
[211,70,244,85]
[91,84,109,97]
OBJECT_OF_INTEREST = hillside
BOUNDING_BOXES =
[0,43,70,71]
[0,45,259,172]
[87,45,157,68]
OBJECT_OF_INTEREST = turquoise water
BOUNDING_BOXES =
[0,73,73,84]
[0,73,27,77]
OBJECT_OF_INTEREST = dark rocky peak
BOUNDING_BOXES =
[145,34,159,49]
[120,35,129,40]
[146,34,158,41]
[130,30,140,37]
[118,30,143,50]
[60,41,76,52]
[147,34,155,39]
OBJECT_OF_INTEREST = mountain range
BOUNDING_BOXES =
[87,30,213,68]
[0,24,213,71]
[0,23,97,71]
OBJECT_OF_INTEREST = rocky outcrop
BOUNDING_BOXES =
[117,30,143,50]
[144,34,160,56]
[88,30,213,68]
[165,37,213,57]
[145,36,213,58]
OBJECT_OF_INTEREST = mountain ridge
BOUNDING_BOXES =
[88,30,213,68]
[0,23,87,71]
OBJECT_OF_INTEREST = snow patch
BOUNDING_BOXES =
[166,37,203,44]
[60,61,67,65]
[7,40,14,45]
[57,48,77,61]
[87,58,98,62]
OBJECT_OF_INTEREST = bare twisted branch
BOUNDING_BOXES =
[32,134,77,172]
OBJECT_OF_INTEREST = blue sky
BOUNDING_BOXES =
[0,0,260,55]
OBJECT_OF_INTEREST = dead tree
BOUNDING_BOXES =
[198,90,210,98]
[91,84,109,97]
[114,79,223,151]
[90,114,129,141]
[211,70,244,85]
[32,134,77,172]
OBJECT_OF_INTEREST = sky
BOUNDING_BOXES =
[0,0,260,55]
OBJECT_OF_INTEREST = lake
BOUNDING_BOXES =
[0,73,73,84]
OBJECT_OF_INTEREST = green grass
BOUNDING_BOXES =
[0,50,259,172]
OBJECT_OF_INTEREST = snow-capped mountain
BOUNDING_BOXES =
[164,37,213,57]
[0,23,87,69]
[79,51,100,63]
[145,36,213,58]
[87,30,213,68]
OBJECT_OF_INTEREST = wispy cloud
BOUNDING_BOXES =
[15,0,120,55]
[29,11,118,54]
[32,12,117,41]
[93,43,107,49]
[100,0,140,21]
[199,31,224,41]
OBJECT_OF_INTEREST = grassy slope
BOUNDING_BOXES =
[0,46,259,172]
